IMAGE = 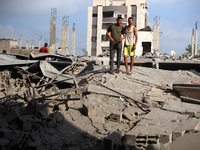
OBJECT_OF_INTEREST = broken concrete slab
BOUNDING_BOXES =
[123,107,138,121]
[163,100,200,116]
[125,108,200,149]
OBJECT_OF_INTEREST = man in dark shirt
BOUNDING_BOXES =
[106,16,125,74]
[40,43,49,53]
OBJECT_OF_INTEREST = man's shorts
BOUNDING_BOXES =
[124,45,135,56]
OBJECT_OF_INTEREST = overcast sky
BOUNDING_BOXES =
[0,0,199,56]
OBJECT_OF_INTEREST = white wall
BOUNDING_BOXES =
[136,31,153,56]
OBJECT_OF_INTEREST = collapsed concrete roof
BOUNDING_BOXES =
[0,53,200,150]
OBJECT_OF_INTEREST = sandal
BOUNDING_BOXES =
[108,69,114,74]
[115,69,120,74]
[127,72,131,75]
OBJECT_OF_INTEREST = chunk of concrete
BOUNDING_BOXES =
[83,102,96,117]
[108,111,122,122]
[104,132,122,150]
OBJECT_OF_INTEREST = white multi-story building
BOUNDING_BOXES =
[87,0,160,56]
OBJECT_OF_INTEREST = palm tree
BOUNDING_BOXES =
[182,44,192,57]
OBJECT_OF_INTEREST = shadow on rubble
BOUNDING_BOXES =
[0,95,138,150]
[0,62,142,150]
[0,90,106,150]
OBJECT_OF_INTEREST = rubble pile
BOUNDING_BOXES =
[0,53,200,150]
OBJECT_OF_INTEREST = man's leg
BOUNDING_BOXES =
[116,44,122,73]
[124,55,129,73]
[109,45,115,73]
[130,56,134,72]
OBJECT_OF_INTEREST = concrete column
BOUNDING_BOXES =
[26,43,29,49]
[31,44,34,49]
[19,40,22,49]
[71,23,75,56]
[87,6,93,56]
[61,24,69,55]
[195,22,198,55]
[96,6,103,56]
[49,17,57,47]
[153,25,160,53]
[191,28,194,56]
[38,40,42,49]
[56,42,59,51]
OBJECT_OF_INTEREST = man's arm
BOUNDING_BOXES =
[133,27,138,50]
[106,31,114,44]
[120,26,126,42]
[120,33,126,42]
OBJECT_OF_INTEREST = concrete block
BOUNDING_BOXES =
[104,132,122,150]
[125,134,136,146]
[159,133,172,144]
[108,112,122,122]
[0,128,12,138]
[6,108,20,123]
[83,103,96,117]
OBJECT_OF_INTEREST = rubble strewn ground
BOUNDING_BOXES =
[0,54,200,150]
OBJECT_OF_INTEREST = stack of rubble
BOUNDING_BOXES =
[0,54,200,150]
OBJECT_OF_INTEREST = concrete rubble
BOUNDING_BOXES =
[0,53,200,150]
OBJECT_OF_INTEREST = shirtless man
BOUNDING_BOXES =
[123,17,138,75]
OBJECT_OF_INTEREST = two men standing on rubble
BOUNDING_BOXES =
[106,17,138,75]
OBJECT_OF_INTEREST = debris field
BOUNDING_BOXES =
[0,53,200,150]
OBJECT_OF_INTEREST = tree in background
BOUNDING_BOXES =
[182,44,192,57]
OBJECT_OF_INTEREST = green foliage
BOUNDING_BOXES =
[182,44,200,57]
[185,44,192,53]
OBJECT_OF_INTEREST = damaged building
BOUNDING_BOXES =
[0,52,200,150]
[87,0,160,56]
